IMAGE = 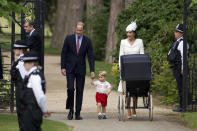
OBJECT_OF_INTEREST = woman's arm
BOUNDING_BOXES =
[119,40,124,69]
[140,39,144,54]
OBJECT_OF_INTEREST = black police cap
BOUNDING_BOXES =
[23,51,39,62]
[176,24,183,33]
[14,40,28,49]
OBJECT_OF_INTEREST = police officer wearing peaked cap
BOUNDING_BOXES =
[21,51,50,131]
[11,40,28,131]
[168,24,189,112]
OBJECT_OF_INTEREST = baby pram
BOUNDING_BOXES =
[118,54,153,121]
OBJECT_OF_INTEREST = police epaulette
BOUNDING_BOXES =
[31,69,40,75]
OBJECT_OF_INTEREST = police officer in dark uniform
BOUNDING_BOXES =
[21,51,50,131]
[168,24,188,112]
[11,40,28,131]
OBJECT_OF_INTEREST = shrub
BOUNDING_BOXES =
[115,0,183,104]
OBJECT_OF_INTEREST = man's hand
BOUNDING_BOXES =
[43,112,51,118]
[61,69,66,76]
[91,72,95,80]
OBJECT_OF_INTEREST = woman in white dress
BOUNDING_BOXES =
[119,21,144,119]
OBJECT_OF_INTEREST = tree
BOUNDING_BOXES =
[44,0,57,34]
[86,0,103,38]
[125,0,135,8]
[105,0,125,63]
[0,0,23,20]
[51,0,85,48]
[50,0,67,48]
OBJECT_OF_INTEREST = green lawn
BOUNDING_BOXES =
[181,112,197,131]
[0,114,72,131]
[86,60,118,88]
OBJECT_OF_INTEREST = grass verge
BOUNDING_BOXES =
[86,60,118,88]
[181,112,197,131]
[0,114,72,131]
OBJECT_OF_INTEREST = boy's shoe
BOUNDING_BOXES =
[98,114,103,120]
[103,115,107,119]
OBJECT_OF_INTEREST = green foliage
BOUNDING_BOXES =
[86,60,118,88]
[0,0,24,21]
[84,0,110,60]
[151,61,178,104]
[190,0,197,7]
[115,0,184,104]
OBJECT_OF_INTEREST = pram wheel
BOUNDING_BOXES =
[148,93,153,121]
[121,95,126,121]
[118,95,121,121]
[117,94,126,121]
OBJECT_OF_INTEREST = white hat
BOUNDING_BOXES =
[126,21,137,32]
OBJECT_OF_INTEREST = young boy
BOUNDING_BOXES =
[91,71,112,119]
[11,40,28,131]
[21,51,50,131]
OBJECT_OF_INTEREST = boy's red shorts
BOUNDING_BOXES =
[96,92,108,107]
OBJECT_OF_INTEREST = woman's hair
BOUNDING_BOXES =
[99,71,107,77]
[133,31,137,38]
[127,31,137,39]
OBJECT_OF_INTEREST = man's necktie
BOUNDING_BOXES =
[77,38,80,54]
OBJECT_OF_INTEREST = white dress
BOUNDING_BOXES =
[119,38,144,68]
[118,38,144,92]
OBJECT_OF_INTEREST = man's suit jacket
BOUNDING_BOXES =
[27,30,42,65]
[61,34,95,75]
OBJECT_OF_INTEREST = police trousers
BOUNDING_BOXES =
[23,105,42,131]
[173,67,183,108]
[15,83,24,131]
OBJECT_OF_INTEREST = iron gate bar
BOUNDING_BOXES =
[10,12,15,112]
[183,0,189,112]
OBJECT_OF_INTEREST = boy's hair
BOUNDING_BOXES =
[99,71,107,77]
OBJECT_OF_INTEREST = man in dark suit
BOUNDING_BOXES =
[61,22,95,120]
[24,20,43,66]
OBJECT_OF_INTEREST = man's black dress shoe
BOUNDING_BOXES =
[75,116,83,120]
[67,111,73,120]
[172,107,183,112]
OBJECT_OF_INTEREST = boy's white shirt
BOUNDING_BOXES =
[26,66,47,113]
[93,80,111,94]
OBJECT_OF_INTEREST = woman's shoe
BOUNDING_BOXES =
[127,115,132,119]
[132,114,137,118]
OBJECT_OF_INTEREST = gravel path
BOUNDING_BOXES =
[44,55,192,131]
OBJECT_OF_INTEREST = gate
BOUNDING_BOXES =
[183,0,197,112]
[0,0,44,112]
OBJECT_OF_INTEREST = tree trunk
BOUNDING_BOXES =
[51,0,85,48]
[105,0,125,63]
[51,0,67,48]
[64,0,85,36]
[86,0,103,38]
